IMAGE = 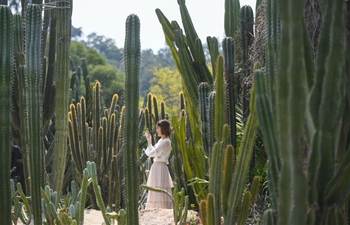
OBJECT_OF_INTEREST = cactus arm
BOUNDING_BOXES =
[207,36,219,80]
[222,144,235,216]
[123,14,140,225]
[88,162,110,225]
[223,37,237,148]
[69,104,84,173]
[175,29,199,107]
[254,69,280,210]
[237,191,251,225]
[152,95,160,125]
[199,82,210,155]
[206,194,215,225]
[226,82,259,224]
[155,9,182,72]
[241,5,254,123]
[93,82,101,157]
[177,0,199,56]
[199,200,208,225]
[194,38,213,86]
[265,0,280,111]
[208,142,224,225]
[0,6,13,224]
[224,0,240,37]
[214,56,225,141]
[79,97,90,162]
[308,0,347,209]
[263,209,275,225]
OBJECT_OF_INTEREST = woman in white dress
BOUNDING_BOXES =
[144,119,173,209]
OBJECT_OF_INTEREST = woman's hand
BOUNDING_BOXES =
[145,129,151,142]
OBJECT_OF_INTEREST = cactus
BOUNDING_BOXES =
[123,14,141,225]
[224,0,241,37]
[265,0,280,111]
[0,6,13,225]
[198,82,211,155]
[68,84,121,210]
[254,0,349,224]
[225,74,259,225]
[51,0,72,200]
[25,5,44,224]
[222,37,237,149]
[240,5,254,124]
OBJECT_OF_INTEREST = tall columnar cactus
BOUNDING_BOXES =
[0,6,13,225]
[68,85,121,210]
[224,0,241,37]
[25,5,44,224]
[255,0,349,224]
[265,0,280,111]
[51,0,72,199]
[198,82,210,155]
[123,14,140,225]
[225,70,259,225]
[240,5,254,123]
[222,37,237,149]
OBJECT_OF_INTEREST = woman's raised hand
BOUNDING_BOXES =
[145,129,151,141]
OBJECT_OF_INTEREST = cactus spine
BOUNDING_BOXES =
[123,14,140,225]
[0,6,13,225]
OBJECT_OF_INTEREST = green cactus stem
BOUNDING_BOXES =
[274,0,311,223]
[51,0,71,200]
[254,68,280,211]
[226,80,259,224]
[25,4,44,224]
[265,0,280,112]
[198,82,210,155]
[224,0,240,37]
[222,37,237,149]
[123,14,141,225]
[0,6,13,224]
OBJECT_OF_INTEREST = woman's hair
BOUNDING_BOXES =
[157,119,172,137]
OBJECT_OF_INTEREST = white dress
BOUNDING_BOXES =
[145,137,173,209]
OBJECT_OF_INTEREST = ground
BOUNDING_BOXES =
[83,208,201,225]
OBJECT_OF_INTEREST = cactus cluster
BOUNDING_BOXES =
[255,0,350,224]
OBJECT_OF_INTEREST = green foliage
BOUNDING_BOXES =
[70,41,107,68]
[89,64,125,107]
[149,67,182,118]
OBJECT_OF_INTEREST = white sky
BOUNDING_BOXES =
[72,0,256,52]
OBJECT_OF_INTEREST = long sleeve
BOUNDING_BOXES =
[145,138,172,164]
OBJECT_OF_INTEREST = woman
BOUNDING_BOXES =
[144,119,173,209]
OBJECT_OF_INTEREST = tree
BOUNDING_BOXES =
[70,40,107,68]
[89,64,124,107]
[149,67,182,118]
[83,32,123,68]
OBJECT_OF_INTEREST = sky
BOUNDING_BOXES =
[72,0,256,52]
